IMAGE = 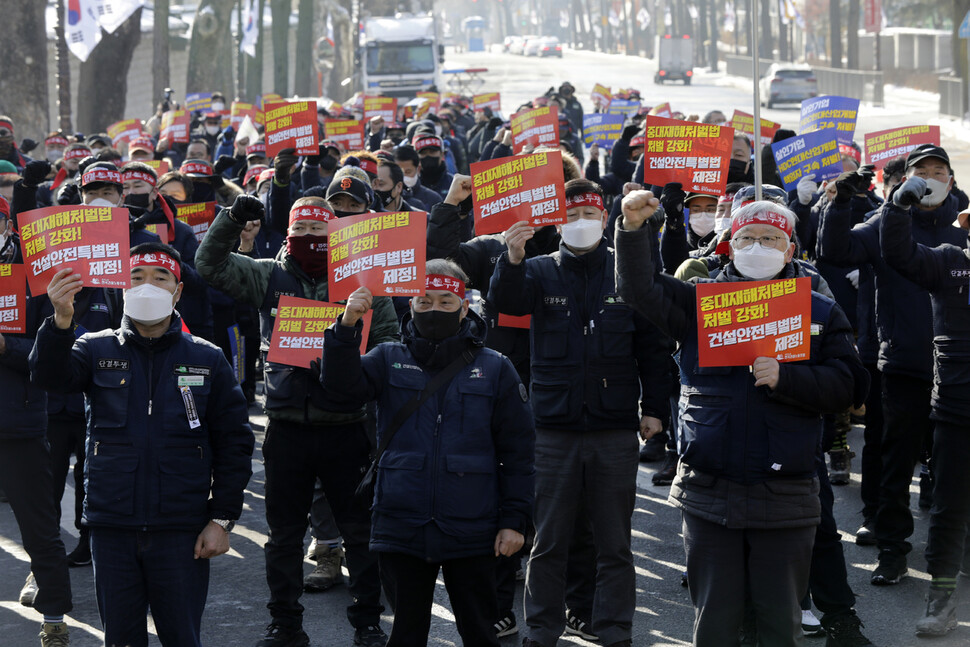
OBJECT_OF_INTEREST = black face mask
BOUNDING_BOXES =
[727,158,753,184]
[320,156,338,172]
[390,135,404,145]
[420,156,441,173]
[412,309,462,343]
[374,189,396,208]
[192,181,216,203]
[125,193,152,210]
[333,209,363,219]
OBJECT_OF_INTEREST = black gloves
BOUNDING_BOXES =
[304,144,325,166]
[659,182,686,227]
[832,166,875,204]
[56,182,80,206]
[20,138,38,154]
[227,193,264,225]
[274,148,298,184]
[213,155,236,176]
[893,176,927,208]
[22,160,52,187]
[621,124,641,142]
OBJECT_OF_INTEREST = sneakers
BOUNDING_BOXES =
[870,552,907,585]
[855,521,876,547]
[305,537,319,561]
[353,625,388,647]
[652,451,678,486]
[66,531,91,567]
[39,621,70,647]
[827,449,853,486]
[639,434,667,463]
[303,544,345,592]
[802,609,824,637]
[915,588,958,636]
[20,572,38,607]
[494,614,518,637]
[564,611,599,641]
[255,623,310,647]
[820,614,873,647]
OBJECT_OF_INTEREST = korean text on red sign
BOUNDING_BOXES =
[328,211,427,301]
[510,105,560,154]
[471,150,567,235]
[642,116,734,195]
[0,263,27,333]
[730,110,782,147]
[324,119,365,152]
[695,277,812,367]
[363,96,398,121]
[473,93,502,112]
[264,101,319,157]
[266,296,372,369]
[175,202,217,243]
[864,125,941,169]
[160,110,190,144]
[18,206,131,294]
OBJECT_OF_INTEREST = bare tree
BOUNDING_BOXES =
[295,0,315,96]
[187,0,236,97]
[55,0,72,133]
[829,0,842,67]
[847,0,859,68]
[154,0,171,112]
[271,0,290,96]
[0,1,50,141]
[245,0,267,101]
[77,9,143,134]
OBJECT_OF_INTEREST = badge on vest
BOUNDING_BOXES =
[178,375,205,387]
[179,386,202,429]
[603,294,625,305]
[173,364,211,377]
[97,358,129,370]
[544,296,568,306]
[90,303,109,313]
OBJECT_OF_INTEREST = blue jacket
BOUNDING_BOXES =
[0,291,48,439]
[321,311,535,561]
[29,314,254,530]
[489,239,672,431]
[818,194,967,381]
[880,202,970,423]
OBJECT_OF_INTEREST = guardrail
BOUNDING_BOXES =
[724,54,775,79]
[939,74,965,119]
[812,67,884,106]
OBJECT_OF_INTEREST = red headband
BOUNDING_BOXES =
[46,136,70,148]
[246,143,266,156]
[0,120,13,135]
[64,147,91,161]
[129,138,154,152]
[289,205,335,225]
[181,161,214,176]
[122,170,157,187]
[629,135,645,148]
[414,136,443,151]
[130,252,181,281]
[81,168,122,186]
[731,210,793,238]
[839,143,861,163]
[717,194,734,205]
[244,165,268,186]
[425,274,465,298]
[358,158,377,175]
[0,195,9,218]
[566,192,605,211]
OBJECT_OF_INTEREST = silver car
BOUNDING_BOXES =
[759,65,817,109]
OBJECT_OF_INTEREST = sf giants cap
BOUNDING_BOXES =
[326,174,371,207]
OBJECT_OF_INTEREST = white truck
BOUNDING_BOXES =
[654,34,694,85]
[359,15,444,98]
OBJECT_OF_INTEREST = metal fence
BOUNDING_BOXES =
[939,75,965,119]
[724,54,775,79]
[812,67,884,106]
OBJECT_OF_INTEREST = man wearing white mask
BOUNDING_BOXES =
[30,243,254,647]
[489,178,671,647]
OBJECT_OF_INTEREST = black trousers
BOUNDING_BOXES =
[925,420,970,579]
[47,416,85,529]
[809,452,856,618]
[380,551,499,647]
[0,437,73,615]
[859,364,884,520]
[874,373,934,556]
[262,419,383,630]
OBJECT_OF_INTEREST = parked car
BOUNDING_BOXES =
[759,64,817,108]
[523,37,544,56]
[510,35,536,55]
[503,35,523,53]
[537,37,563,58]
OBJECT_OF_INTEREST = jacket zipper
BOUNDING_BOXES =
[430,412,442,521]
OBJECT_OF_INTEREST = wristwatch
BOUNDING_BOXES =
[211,519,235,533]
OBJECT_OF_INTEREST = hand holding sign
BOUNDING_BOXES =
[47,268,84,330]
[504,221,535,265]
[752,356,781,389]
[341,287,374,326]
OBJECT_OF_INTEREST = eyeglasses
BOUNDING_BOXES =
[733,235,786,249]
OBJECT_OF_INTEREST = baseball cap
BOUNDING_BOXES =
[413,135,443,152]
[129,137,154,154]
[80,162,123,187]
[246,142,267,159]
[326,173,372,207]
[244,165,269,187]
[685,192,718,204]
[905,144,950,170]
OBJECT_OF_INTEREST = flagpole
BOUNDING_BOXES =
[750,0,763,201]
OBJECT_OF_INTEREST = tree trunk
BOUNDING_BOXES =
[778,8,788,61]
[77,9,142,134]
[759,0,772,59]
[743,0,751,54]
[697,0,709,67]
[847,0,859,68]
[271,0,290,96]
[328,0,355,102]
[187,0,236,98]
[829,0,842,67]
[295,0,314,96]
[245,0,266,101]
[708,0,719,71]
[154,0,171,115]
[55,0,72,133]
[0,1,50,141]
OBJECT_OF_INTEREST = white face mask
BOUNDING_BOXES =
[87,197,121,208]
[47,149,63,163]
[205,125,220,136]
[124,283,176,325]
[713,214,731,236]
[689,213,715,238]
[559,218,603,250]
[920,177,950,208]
[402,174,418,188]
[434,125,443,137]
[210,102,225,112]
[732,243,787,280]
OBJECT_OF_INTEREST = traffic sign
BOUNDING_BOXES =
[960,10,970,39]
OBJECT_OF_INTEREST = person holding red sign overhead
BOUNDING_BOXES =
[320,259,534,647]
[615,194,867,647]
[196,194,398,647]
[30,242,254,647]
[490,179,671,647]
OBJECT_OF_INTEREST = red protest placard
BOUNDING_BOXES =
[107,119,143,147]
[160,110,190,144]
[259,93,283,110]
[363,96,398,121]
[510,105,560,154]
[18,206,131,295]
[324,119,365,152]
[730,110,782,147]
[416,92,440,117]
[651,102,673,118]
[471,150,567,235]
[473,93,502,113]
[231,101,263,128]
[864,125,941,169]
[175,202,217,243]
[266,296,372,368]
[0,263,27,333]
[328,211,427,302]
[264,101,319,157]
[643,116,734,195]
[143,160,171,177]
[695,277,812,367]
[591,84,611,108]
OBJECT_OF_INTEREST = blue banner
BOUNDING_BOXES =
[582,113,626,149]
[227,323,245,385]
[798,95,859,146]
[606,99,641,118]
[771,130,843,192]
[186,92,213,113]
